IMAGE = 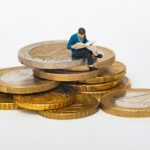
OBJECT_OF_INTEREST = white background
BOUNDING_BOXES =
[0,0,150,150]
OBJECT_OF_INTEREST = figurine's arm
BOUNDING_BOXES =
[67,36,77,49]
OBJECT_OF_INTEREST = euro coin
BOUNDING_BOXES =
[19,41,115,70]
[101,88,150,117]
[0,66,60,94]
[38,93,100,119]
[14,86,75,111]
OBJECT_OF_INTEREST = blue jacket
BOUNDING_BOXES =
[67,33,88,53]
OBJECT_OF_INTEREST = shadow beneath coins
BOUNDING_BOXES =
[18,109,38,115]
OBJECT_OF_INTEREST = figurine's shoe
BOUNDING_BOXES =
[95,54,103,58]
[89,66,98,71]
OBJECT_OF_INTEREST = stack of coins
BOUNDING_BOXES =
[0,40,135,119]
[64,61,131,101]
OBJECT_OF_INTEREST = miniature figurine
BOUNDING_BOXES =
[67,27,103,71]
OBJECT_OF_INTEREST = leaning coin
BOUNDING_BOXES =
[0,93,18,110]
[19,41,115,70]
[33,68,100,81]
[101,88,150,117]
[38,93,100,119]
[0,66,60,94]
[79,61,126,84]
[14,86,75,111]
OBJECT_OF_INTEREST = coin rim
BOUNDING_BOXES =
[64,78,122,92]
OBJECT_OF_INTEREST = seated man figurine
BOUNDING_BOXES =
[67,27,103,71]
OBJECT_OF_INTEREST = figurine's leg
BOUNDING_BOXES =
[84,48,98,56]
[72,48,99,70]
[85,48,103,58]
[72,49,94,65]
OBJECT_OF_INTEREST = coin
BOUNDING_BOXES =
[64,78,122,92]
[64,46,115,71]
[38,93,100,119]
[80,76,131,101]
[0,93,18,110]
[0,66,60,94]
[18,41,115,70]
[14,86,75,111]
[101,89,150,117]
[33,68,101,81]
[79,61,126,84]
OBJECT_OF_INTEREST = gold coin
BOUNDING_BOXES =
[19,41,115,70]
[81,76,131,101]
[101,88,150,118]
[64,77,122,92]
[64,46,115,71]
[0,93,18,110]
[14,86,75,110]
[38,93,100,119]
[33,68,101,81]
[0,66,60,94]
[79,61,126,84]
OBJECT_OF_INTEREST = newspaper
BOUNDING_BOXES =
[74,41,96,49]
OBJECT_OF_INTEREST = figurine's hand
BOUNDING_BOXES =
[71,44,77,49]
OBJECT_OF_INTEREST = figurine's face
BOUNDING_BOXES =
[78,33,85,38]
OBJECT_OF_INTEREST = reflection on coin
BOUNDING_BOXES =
[33,68,100,81]
[14,86,75,110]
[80,76,131,101]
[0,93,18,110]
[38,93,100,119]
[0,66,60,94]
[19,41,115,70]
[64,78,122,92]
[64,46,115,71]
[101,89,150,117]
[79,61,126,84]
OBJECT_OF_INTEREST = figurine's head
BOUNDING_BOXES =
[78,27,86,38]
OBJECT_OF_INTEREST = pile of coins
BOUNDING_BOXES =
[0,40,149,119]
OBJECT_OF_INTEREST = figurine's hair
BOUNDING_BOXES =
[78,27,86,35]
